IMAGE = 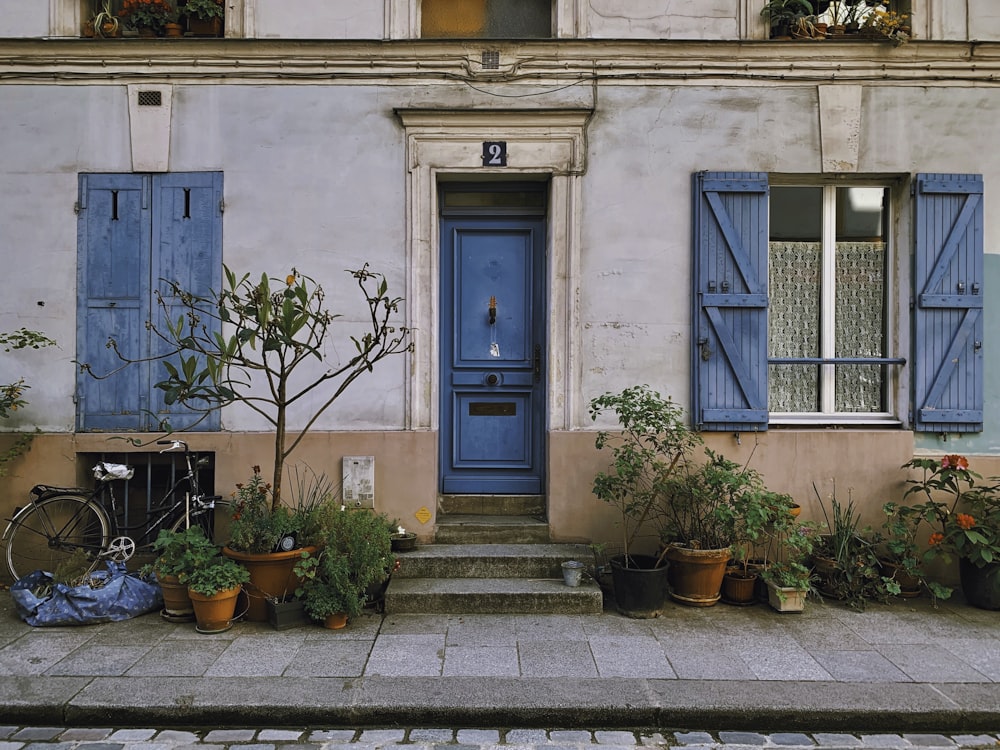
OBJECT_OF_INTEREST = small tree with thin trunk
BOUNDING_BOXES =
[103,264,410,510]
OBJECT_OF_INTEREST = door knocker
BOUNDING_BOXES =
[488,295,500,357]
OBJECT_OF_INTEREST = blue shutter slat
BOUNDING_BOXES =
[913,173,984,433]
[692,171,769,432]
[77,174,150,431]
[151,173,223,431]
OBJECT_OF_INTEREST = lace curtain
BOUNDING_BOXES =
[768,241,885,413]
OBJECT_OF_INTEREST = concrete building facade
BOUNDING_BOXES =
[2,0,999,560]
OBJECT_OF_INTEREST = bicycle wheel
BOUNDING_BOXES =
[3,494,111,582]
[169,498,234,548]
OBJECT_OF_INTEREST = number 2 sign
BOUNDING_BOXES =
[482,141,508,167]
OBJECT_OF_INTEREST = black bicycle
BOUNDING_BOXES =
[2,440,232,581]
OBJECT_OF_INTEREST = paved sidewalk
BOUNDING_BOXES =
[0,591,998,733]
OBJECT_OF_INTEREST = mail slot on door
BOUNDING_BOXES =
[469,402,517,417]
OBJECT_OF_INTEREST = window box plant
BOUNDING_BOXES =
[181,0,224,36]
[761,0,816,39]
[118,0,178,36]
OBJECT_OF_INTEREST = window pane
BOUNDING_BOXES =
[769,188,822,412]
[422,0,551,38]
[834,188,887,412]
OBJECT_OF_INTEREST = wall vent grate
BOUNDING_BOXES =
[137,90,162,106]
[481,50,500,70]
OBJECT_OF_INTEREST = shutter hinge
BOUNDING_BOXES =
[73,201,81,215]
[219,199,225,214]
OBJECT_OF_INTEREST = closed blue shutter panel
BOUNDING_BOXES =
[692,172,769,431]
[77,174,151,431]
[151,173,223,431]
[913,173,984,433]
[78,173,222,432]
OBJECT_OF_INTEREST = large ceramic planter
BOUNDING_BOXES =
[223,546,313,622]
[188,585,242,633]
[609,554,669,619]
[665,545,730,607]
[959,557,1000,610]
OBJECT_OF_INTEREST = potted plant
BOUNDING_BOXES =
[761,519,818,612]
[760,0,815,38]
[185,553,249,633]
[294,508,394,628]
[149,525,220,620]
[901,455,1000,610]
[589,385,702,618]
[223,465,335,622]
[91,0,121,37]
[658,450,783,607]
[100,266,409,617]
[810,484,897,609]
[181,0,224,36]
[879,500,937,599]
[118,0,178,37]
[723,486,798,606]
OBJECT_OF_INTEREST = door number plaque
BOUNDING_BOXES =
[483,141,507,167]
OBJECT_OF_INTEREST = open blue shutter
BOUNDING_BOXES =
[151,173,223,431]
[692,172,769,432]
[77,174,151,431]
[913,173,984,433]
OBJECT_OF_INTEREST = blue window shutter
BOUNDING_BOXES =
[151,173,223,431]
[692,172,769,431]
[77,174,151,431]
[913,173,984,433]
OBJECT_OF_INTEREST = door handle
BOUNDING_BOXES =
[534,344,542,383]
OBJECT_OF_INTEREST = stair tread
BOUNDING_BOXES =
[435,514,548,526]
[389,577,601,595]
[397,543,593,559]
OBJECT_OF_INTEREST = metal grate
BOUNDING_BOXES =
[481,50,500,70]
[84,451,215,533]
[137,90,162,106]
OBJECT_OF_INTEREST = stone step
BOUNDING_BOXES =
[434,514,550,544]
[438,494,545,516]
[384,576,604,615]
[393,543,596,579]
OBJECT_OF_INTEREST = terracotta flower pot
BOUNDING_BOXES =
[158,573,194,620]
[665,545,731,607]
[188,585,242,633]
[324,612,348,630]
[222,546,313,622]
[721,569,759,606]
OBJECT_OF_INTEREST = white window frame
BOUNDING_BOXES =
[767,180,904,427]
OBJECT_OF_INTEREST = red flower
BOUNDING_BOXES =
[956,513,976,530]
[928,532,945,546]
[941,454,969,470]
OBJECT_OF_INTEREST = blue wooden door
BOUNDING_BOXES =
[440,211,546,494]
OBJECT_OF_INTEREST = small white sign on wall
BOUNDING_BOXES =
[343,456,375,508]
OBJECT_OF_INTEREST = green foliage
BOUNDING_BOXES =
[761,520,818,593]
[589,385,702,561]
[294,509,393,621]
[151,525,220,579]
[140,264,410,509]
[0,328,56,419]
[185,555,249,596]
[182,0,224,19]
[760,0,814,26]
[896,455,1000,588]
[812,484,897,609]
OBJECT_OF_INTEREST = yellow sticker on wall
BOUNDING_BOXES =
[415,506,432,525]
